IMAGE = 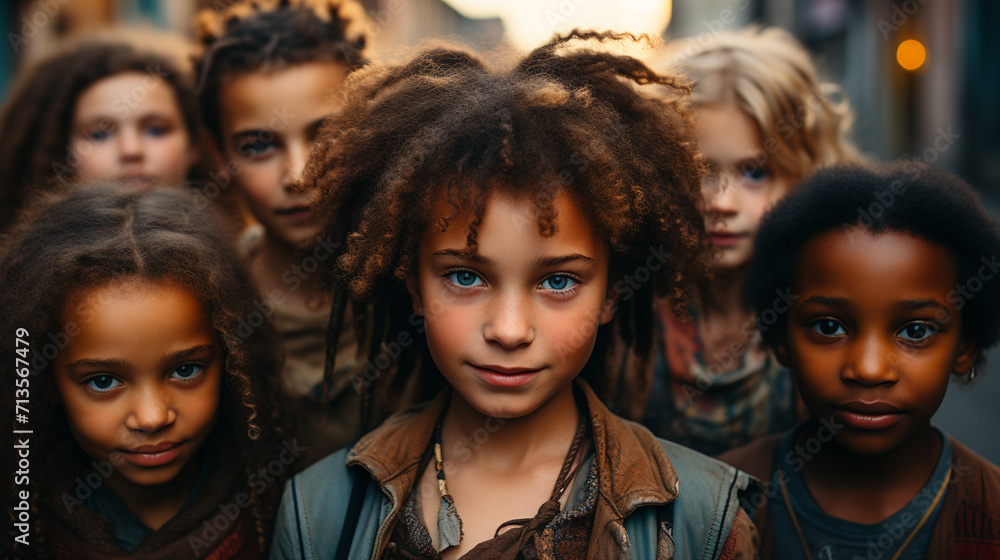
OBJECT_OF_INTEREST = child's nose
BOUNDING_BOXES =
[841,334,900,386]
[282,141,309,189]
[126,386,177,433]
[483,291,535,350]
[705,175,739,217]
[118,128,143,162]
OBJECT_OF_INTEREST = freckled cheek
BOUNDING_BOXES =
[423,307,478,361]
[545,306,601,369]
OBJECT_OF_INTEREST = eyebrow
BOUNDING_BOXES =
[735,156,767,169]
[161,345,215,365]
[230,129,270,142]
[65,345,215,373]
[65,356,134,372]
[800,296,848,307]
[891,299,950,314]
[430,250,595,268]
[800,296,949,314]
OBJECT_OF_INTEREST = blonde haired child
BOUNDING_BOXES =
[632,26,863,455]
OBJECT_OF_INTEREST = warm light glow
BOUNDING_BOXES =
[897,39,926,71]
[442,0,672,51]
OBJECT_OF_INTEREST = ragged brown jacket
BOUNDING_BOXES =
[720,433,1000,559]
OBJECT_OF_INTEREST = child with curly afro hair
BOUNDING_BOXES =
[722,162,1000,559]
[271,30,761,560]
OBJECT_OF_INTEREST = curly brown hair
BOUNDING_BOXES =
[194,0,368,148]
[304,30,710,427]
[1,184,282,556]
[0,38,203,232]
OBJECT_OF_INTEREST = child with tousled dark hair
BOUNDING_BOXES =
[194,0,370,467]
[0,32,212,233]
[271,30,761,559]
[1,184,284,559]
[720,162,1000,559]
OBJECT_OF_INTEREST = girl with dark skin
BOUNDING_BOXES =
[1,185,283,559]
[722,163,1000,559]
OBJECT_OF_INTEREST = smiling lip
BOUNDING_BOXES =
[708,232,747,248]
[122,441,184,467]
[275,206,312,220]
[472,365,543,388]
[833,401,904,430]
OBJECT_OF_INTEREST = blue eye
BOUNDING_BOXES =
[743,166,768,182]
[238,139,275,159]
[88,130,111,142]
[899,323,936,342]
[541,274,578,291]
[170,364,204,381]
[811,319,846,337]
[144,125,169,138]
[447,270,484,288]
[86,375,121,393]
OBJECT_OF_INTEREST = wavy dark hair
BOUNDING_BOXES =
[0,39,203,232]
[1,184,282,556]
[304,30,711,427]
[194,0,368,148]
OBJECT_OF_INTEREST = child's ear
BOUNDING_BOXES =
[951,336,980,377]
[772,333,792,368]
[598,287,618,325]
[406,273,423,316]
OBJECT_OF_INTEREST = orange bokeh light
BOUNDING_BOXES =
[897,39,927,71]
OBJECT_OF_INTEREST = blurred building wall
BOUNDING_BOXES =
[2,0,995,197]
